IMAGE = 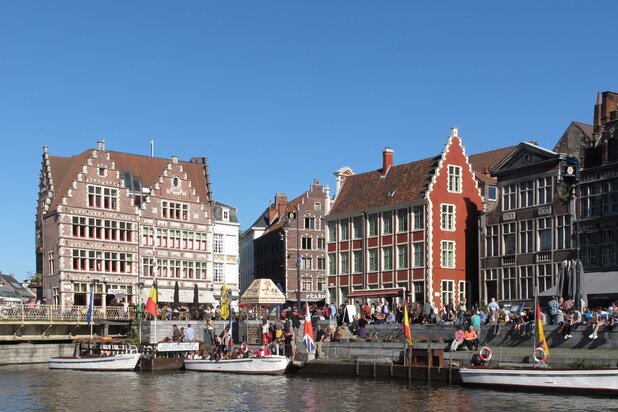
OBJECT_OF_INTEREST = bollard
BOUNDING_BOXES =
[427,348,432,383]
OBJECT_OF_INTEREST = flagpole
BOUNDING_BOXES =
[153,221,157,343]
[533,287,538,368]
[403,288,407,366]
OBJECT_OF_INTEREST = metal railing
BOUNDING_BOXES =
[0,304,136,322]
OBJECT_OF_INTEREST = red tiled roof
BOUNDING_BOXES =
[468,146,516,184]
[329,156,440,215]
[329,145,515,215]
[48,149,209,210]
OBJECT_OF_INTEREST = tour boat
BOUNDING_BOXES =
[140,341,201,371]
[184,355,290,375]
[48,338,141,371]
[459,365,618,395]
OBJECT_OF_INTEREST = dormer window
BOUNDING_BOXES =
[223,209,229,221]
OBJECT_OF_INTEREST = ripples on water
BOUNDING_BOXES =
[0,364,613,412]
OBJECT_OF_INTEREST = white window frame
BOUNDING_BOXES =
[440,204,456,231]
[447,165,462,193]
[440,240,455,268]
[397,244,408,269]
[441,280,454,306]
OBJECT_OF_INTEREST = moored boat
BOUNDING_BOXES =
[459,365,618,395]
[49,338,141,371]
[184,355,290,375]
[140,341,201,371]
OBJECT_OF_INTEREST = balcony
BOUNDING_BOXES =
[501,256,515,266]
[535,252,552,263]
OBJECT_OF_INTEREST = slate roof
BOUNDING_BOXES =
[329,145,515,215]
[48,149,210,210]
[0,274,35,299]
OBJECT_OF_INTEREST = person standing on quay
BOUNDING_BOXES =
[315,324,326,358]
[548,296,560,325]
[185,324,196,342]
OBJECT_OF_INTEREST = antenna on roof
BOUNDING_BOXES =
[150,140,154,158]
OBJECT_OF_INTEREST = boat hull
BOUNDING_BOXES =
[459,366,618,394]
[48,353,142,371]
[184,356,290,375]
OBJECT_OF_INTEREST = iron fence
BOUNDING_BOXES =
[0,304,136,322]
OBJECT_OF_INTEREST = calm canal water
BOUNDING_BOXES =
[0,364,612,411]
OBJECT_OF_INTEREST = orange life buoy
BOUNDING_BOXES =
[479,346,492,362]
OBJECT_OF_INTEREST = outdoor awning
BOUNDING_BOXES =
[538,271,617,299]
[582,271,618,295]
[141,288,214,304]
[347,288,407,299]
[538,286,556,297]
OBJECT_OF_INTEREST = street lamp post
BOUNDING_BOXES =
[295,205,301,310]
[137,281,144,342]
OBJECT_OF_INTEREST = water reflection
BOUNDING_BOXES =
[0,364,613,412]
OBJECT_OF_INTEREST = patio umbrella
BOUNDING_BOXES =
[193,283,199,306]
[174,281,180,306]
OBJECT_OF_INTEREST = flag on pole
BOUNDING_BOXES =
[303,303,315,353]
[536,304,550,358]
[145,280,158,318]
[227,286,234,351]
[86,285,94,326]
[403,299,413,348]
[221,282,229,320]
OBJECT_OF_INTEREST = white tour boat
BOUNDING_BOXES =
[184,355,290,375]
[459,365,618,394]
[49,338,141,371]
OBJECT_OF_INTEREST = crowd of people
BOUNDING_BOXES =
[445,295,618,351]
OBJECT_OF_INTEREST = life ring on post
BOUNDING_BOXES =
[533,347,547,363]
[479,346,492,362]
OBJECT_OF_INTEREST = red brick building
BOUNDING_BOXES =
[36,141,214,308]
[253,180,330,304]
[325,128,509,309]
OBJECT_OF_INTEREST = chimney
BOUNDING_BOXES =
[594,91,602,130]
[382,147,394,176]
[268,193,288,223]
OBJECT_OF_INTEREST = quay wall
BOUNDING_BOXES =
[0,342,74,365]
[362,323,618,350]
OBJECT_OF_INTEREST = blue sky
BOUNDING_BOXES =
[1,2,617,280]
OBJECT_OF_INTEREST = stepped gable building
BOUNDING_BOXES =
[551,91,618,305]
[479,142,578,306]
[36,141,215,308]
[253,179,330,304]
[325,128,506,309]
